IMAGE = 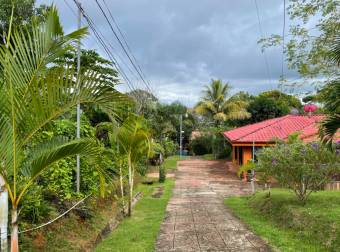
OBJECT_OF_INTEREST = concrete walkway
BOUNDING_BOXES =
[156,159,271,252]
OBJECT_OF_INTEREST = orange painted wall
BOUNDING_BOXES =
[242,147,252,165]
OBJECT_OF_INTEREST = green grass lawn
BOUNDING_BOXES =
[162,155,187,170]
[95,179,175,252]
[202,153,215,160]
[225,189,340,252]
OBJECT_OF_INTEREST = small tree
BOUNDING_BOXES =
[116,115,151,216]
[256,135,340,204]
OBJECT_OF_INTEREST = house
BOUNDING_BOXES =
[223,114,337,166]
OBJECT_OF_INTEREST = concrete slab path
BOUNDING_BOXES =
[156,159,271,252]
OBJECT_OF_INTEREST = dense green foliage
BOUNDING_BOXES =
[0,0,48,41]
[189,134,213,155]
[128,91,196,155]
[260,0,340,81]
[0,6,128,250]
[225,189,340,252]
[229,90,302,125]
[189,129,230,159]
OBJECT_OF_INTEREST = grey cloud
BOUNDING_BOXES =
[38,0,302,106]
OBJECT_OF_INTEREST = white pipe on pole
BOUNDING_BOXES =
[179,114,183,159]
[0,175,8,252]
[251,140,255,194]
[76,1,82,193]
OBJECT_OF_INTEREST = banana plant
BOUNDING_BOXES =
[0,6,128,251]
[116,115,152,216]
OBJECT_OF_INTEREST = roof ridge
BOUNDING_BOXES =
[233,115,291,141]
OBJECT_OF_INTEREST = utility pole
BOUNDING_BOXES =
[251,140,255,194]
[179,114,183,159]
[76,1,81,193]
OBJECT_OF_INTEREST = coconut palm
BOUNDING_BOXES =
[320,36,340,143]
[195,79,250,126]
[116,114,151,216]
[0,6,128,251]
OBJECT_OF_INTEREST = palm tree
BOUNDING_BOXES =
[0,6,128,251]
[96,121,128,215]
[320,36,340,143]
[116,114,151,216]
[195,79,250,126]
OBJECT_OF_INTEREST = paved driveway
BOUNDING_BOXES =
[155,159,271,252]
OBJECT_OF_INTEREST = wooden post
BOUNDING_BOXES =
[0,175,8,252]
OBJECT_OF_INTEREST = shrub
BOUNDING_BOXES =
[211,134,231,159]
[189,134,212,155]
[159,166,166,183]
[19,182,51,224]
[256,135,340,204]
[162,139,178,157]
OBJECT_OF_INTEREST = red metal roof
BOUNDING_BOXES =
[223,115,325,143]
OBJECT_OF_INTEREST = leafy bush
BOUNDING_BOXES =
[44,158,75,200]
[256,135,340,204]
[136,162,149,177]
[162,139,178,157]
[211,134,231,159]
[189,132,230,158]
[19,182,52,224]
[189,134,212,155]
[159,166,166,183]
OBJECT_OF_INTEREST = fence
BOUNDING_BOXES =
[325,181,340,191]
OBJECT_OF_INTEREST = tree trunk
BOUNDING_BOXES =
[0,175,8,252]
[127,158,132,217]
[119,163,125,215]
[10,207,18,252]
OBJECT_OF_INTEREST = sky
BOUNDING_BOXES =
[38,0,301,107]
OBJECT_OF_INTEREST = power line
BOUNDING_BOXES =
[70,0,147,104]
[66,0,156,108]
[63,0,77,17]
[101,0,155,95]
[71,0,138,95]
[94,0,154,94]
[253,0,272,88]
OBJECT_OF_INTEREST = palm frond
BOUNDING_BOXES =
[327,35,340,66]
[17,137,102,204]
[319,114,340,144]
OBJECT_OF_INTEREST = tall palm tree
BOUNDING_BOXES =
[116,114,151,216]
[195,79,250,125]
[0,6,128,251]
[320,36,340,143]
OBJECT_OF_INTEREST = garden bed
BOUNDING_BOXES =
[225,189,340,252]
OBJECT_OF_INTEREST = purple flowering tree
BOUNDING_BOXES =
[256,136,340,204]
